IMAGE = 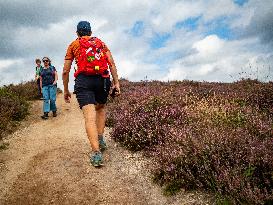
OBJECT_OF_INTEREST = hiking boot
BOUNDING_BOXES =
[99,137,107,152]
[53,111,57,117]
[41,112,49,120]
[90,152,103,167]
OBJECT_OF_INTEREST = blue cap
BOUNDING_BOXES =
[77,21,91,32]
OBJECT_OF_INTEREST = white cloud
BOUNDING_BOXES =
[162,35,273,82]
[161,64,187,81]
[193,35,225,56]
[116,58,161,81]
[0,59,23,71]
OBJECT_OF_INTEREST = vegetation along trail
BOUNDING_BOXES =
[0,94,211,205]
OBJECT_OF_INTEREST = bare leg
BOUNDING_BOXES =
[82,104,99,152]
[95,104,106,136]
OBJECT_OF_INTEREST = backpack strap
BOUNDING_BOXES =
[49,66,56,77]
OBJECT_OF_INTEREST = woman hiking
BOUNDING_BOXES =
[62,21,120,167]
[40,57,58,119]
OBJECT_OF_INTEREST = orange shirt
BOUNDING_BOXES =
[65,36,110,63]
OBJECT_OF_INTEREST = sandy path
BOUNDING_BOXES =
[0,95,211,205]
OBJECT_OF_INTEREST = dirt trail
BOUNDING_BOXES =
[0,95,211,205]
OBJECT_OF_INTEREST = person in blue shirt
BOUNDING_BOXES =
[40,57,58,119]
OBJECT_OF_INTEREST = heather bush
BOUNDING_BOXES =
[112,96,187,150]
[5,81,41,100]
[246,82,273,114]
[109,79,273,204]
[0,81,40,140]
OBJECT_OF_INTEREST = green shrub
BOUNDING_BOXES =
[0,81,39,140]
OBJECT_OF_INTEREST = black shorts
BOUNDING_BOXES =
[74,74,111,109]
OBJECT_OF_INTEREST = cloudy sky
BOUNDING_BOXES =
[0,0,272,88]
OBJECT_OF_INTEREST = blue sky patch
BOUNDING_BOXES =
[206,25,232,39]
[233,0,248,6]
[153,52,180,66]
[205,17,234,39]
[175,16,201,30]
[130,21,144,37]
[150,33,171,49]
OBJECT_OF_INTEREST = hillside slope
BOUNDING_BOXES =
[0,94,211,205]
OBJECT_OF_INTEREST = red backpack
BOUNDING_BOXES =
[74,37,110,78]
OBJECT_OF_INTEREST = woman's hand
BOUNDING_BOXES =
[64,91,71,103]
[112,82,121,96]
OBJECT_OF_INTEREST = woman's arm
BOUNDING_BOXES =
[35,69,39,80]
[62,60,72,103]
[106,50,120,94]
[40,77,42,93]
[53,71,58,84]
